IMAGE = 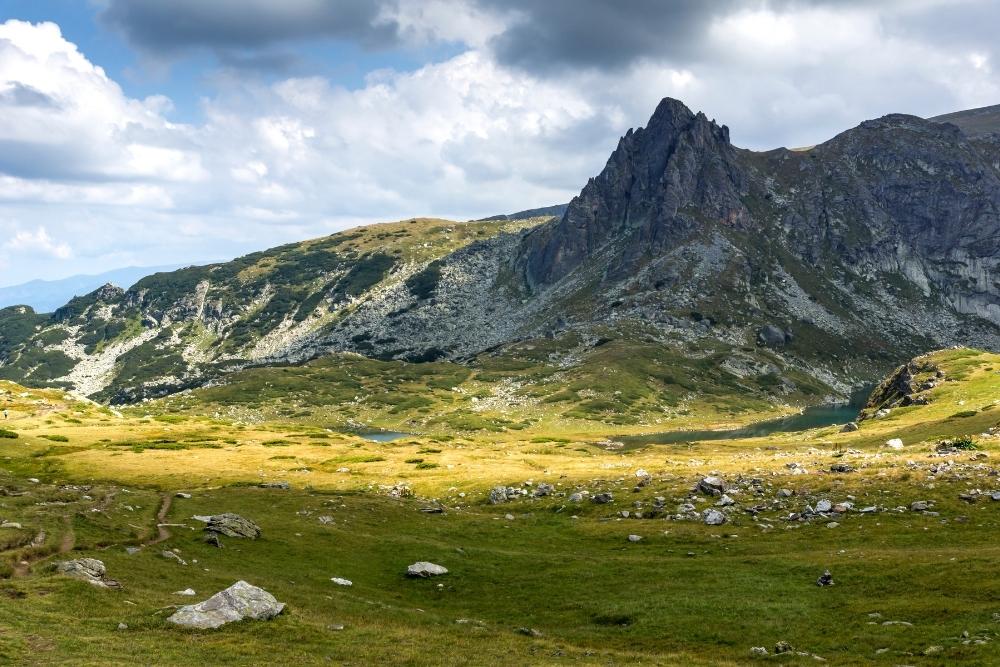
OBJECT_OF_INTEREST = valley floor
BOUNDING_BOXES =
[0,348,997,665]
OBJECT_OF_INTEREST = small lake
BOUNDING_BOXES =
[357,431,411,442]
[621,387,871,448]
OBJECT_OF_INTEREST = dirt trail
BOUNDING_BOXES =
[11,516,74,578]
[142,493,174,547]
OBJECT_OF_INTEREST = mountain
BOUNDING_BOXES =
[0,264,194,313]
[0,99,997,404]
[930,103,1000,138]
[476,203,569,222]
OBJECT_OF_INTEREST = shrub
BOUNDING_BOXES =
[40,434,68,442]
[0,429,17,439]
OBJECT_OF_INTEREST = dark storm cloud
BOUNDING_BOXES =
[482,0,740,73]
[101,0,401,55]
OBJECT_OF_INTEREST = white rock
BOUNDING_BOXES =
[627,534,642,542]
[406,561,448,577]
[174,588,197,596]
[815,500,833,513]
[167,581,285,629]
[703,509,726,525]
[331,578,353,586]
[885,438,904,450]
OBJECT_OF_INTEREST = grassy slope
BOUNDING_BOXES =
[150,328,840,440]
[0,348,996,664]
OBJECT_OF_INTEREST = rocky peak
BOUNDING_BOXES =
[520,97,746,288]
[92,283,125,302]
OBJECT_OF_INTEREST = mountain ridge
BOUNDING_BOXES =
[0,98,997,405]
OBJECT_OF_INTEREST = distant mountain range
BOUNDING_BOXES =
[0,99,997,404]
[0,265,197,313]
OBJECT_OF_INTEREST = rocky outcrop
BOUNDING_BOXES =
[167,581,284,629]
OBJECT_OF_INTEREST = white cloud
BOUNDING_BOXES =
[4,226,72,259]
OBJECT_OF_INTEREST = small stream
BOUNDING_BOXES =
[621,386,871,448]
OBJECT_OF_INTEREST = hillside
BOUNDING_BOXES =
[930,103,1000,138]
[0,98,997,407]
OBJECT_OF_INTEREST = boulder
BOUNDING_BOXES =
[703,509,726,525]
[56,558,119,589]
[815,499,833,513]
[489,486,518,504]
[910,501,930,512]
[204,513,261,539]
[533,483,554,497]
[884,438,904,450]
[757,325,791,347]
[816,570,834,586]
[167,581,285,629]
[841,421,859,433]
[591,492,613,504]
[697,476,726,496]
[406,561,448,577]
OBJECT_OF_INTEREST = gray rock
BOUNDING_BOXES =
[750,646,769,656]
[259,481,290,490]
[830,463,855,473]
[204,513,261,539]
[910,500,930,512]
[757,324,791,347]
[815,499,833,513]
[591,492,613,504]
[568,492,584,502]
[167,581,285,629]
[406,561,448,577]
[533,483,554,497]
[703,509,726,525]
[175,492,192,499]
[488,486,515,504]
[330,577,352,586]
[203,533,223,548]
[716,494,736,507]
[697,476,726,496]
[174,588,196,596]
[774,641,793,654]
[56,558,119,588]
[841,421,859,432]
[816,570,834,586]
[990,491,1000,502]
[627,534,642,543]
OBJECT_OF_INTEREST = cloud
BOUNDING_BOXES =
[4,227,72,259]
[101,0,402,55]
[0,20,206,183]
[484,0,737,74]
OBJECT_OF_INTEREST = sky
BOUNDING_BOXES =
[0,1,998,287]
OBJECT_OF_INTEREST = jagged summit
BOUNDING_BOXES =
[521,97,745,287]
